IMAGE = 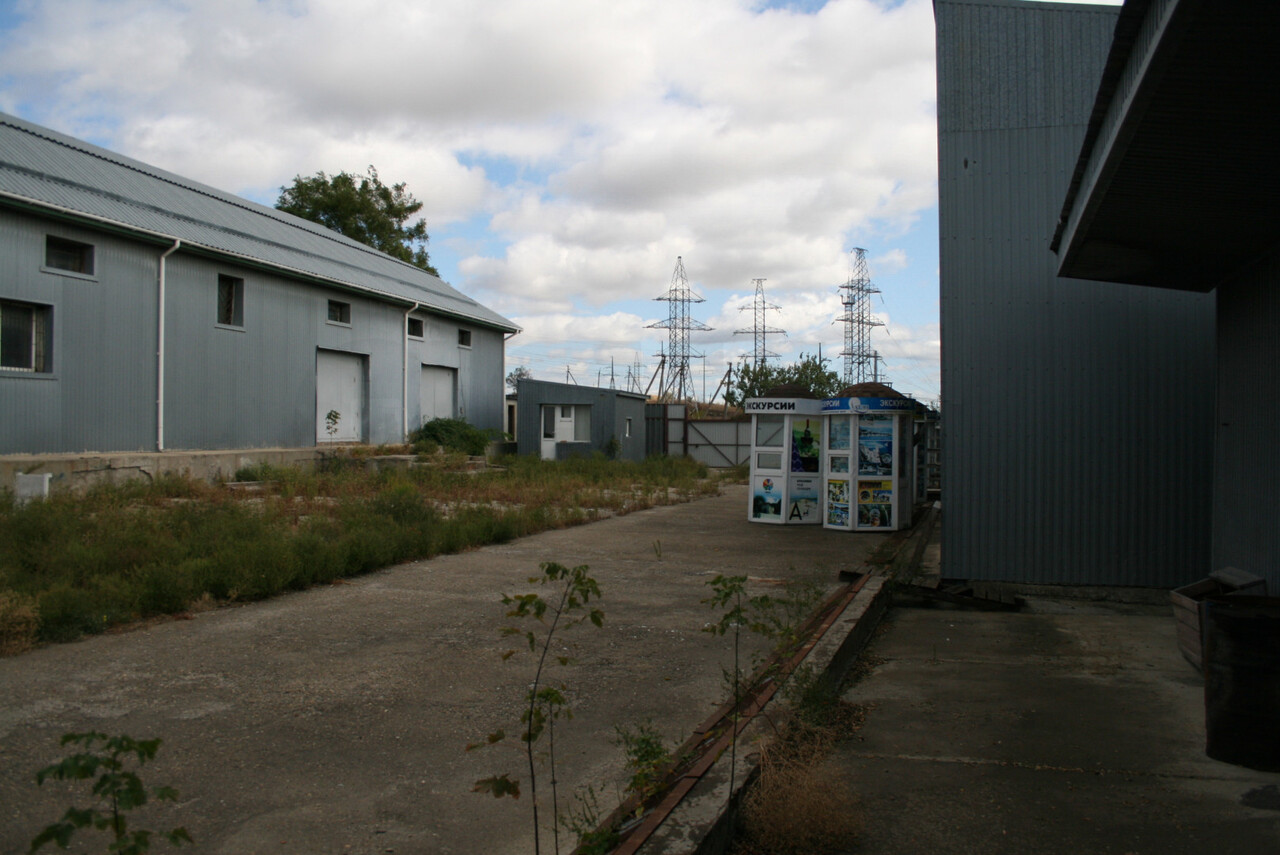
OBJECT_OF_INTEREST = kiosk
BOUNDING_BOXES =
[821,384,916,532]
[745,391,824,524]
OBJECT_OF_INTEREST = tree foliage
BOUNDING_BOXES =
[276,165,439,276]
[506,366,533,392]
[723,352,842,408]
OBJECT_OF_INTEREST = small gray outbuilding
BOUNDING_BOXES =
[0,112,517,456]
[515,379,646,462]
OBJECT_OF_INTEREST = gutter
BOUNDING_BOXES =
[157,239,181,451]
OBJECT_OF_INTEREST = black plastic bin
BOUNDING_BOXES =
[1202,595,1280,771]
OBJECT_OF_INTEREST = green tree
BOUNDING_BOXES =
[276,166,439,276]
[506,366,533,392]
[723,352,842,408]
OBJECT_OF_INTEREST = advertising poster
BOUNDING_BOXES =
[830,455,850,474]
[826,479,850,527]
[857,479,892,528]
[858,415,894,476]
[828,417,851,451]
[788,476,820,523]
[791,418,821,473]
[752,476,783,520]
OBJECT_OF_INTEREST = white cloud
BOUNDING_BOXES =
[0,0,942,398]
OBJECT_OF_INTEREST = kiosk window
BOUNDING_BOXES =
[756,451,783,470]
[755,415,784,447]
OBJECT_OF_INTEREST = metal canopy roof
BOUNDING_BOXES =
[0,112,519,332]
[1053,0,1280,291]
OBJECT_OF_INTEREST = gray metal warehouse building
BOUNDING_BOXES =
[935,0,1217,588]
[0,112,517,456]
[1052,0,1280,592]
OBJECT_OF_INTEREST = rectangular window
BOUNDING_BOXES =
[0,299,51,372]
[458,328,472,347]
[407,317,424,338]
[327,299,351,324]
[625,417,632,438]
[44,236,94,275]
[755,414,784,447]
[217,275,244,327]
[543,406,556,439]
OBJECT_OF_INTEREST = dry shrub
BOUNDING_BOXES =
[0,590,39,656]
[738,751,862,855]
[735,692,872,855]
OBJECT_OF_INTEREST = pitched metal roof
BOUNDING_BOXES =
[0,112,518,332]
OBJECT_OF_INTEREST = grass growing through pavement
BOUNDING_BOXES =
[0,455,716,650]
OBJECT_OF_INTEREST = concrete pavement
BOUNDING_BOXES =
[0,485,881,855]
[832,598,1280,854]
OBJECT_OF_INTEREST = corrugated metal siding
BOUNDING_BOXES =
[0,112,516,333]
[0,211,158,453]
[1,208,507,453]
[936,0,1215,587]
[1213,249,1280,593]
[515,380,647,461]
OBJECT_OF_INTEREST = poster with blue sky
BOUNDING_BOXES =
[858,416,893,476]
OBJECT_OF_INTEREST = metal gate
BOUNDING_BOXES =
[644,403,750,467]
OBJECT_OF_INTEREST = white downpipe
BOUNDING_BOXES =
[157,240,181,451]
[403,303,420,440]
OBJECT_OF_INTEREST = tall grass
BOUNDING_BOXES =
[0,456,715,648]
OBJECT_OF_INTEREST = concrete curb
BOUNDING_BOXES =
[637,575,891,855]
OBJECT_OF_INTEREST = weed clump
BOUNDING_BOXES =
[410,418,493,455]
[0,590,38,655]
[0,455,715,647]
[734,666,869,855]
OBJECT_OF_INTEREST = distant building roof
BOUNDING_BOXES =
[836,382,905,399]
[0,112,518,333]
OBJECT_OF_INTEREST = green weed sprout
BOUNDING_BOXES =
[471,562,604,855]
[31,731,191,855]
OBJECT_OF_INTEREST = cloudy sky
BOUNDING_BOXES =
[0,0,1119,405]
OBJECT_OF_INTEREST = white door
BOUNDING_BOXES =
[316,350,366,443]
[420,365,457,423]
[539,405,578,459]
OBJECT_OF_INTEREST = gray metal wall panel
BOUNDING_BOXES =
[1213,248,1280,592]
[0,210,157,453]
[937,0,1215,587]
[162,256,430,449]
[459,328,505,434]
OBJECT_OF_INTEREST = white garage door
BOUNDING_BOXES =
[420,365,457,423]
[316,350,366,443]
